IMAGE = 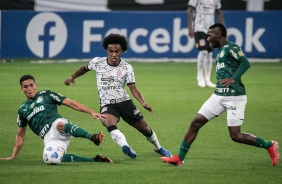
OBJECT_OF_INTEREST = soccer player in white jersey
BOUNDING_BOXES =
[161,23,279,166]
[64,34,172,159]
[187,0,225,87]
[1,75,112,164]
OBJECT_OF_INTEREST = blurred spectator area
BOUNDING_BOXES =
[0,0,34,10]
[0,0,281,11]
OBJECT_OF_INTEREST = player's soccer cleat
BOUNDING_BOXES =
[122,145,137,159]
[161,155,184,166]
[154,147,172,157]
[91,132,104,146]
[267,141,280,166]
[93,154,113,163]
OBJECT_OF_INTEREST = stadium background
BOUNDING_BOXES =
[1,0,282,11]
[0,0,281,60]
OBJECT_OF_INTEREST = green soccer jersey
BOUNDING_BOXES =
[17,90,66,139]
[214,41,250,96]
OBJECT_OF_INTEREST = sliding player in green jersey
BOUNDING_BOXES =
[161,23,279,166]
[0,75,112,164]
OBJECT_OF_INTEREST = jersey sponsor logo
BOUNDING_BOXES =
[110,99,116,104]
[215,88,229,93]
[39,123,50,138]
[238,50,245,56]
[230,49,238,59]
[102,85,121,90]
[38,91,46,94]
[50,94,62,102]
[133,108,141,116]
[219,50,224,58]
[17,115,21,126]
[26,12,67,58]
[101,77,115,85]
[27,105,45,120]
[216,62,225,71]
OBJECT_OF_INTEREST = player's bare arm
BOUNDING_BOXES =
[64,65,89,85]
[0,127,26,160]
[62,98,105,120]
[128,84,154,114]
[216,9,225,26]
[187,6,195,38]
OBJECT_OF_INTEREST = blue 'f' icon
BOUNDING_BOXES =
[39,22,56,58]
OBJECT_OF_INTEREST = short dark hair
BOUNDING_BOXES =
[209,23,227,37]
[102,34,128,52]
[20,74,35,85]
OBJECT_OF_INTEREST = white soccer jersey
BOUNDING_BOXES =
[188,0,221,33]
[87,57,135,107]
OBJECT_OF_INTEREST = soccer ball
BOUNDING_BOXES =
[43,146,64,165]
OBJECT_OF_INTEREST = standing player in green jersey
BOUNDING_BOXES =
[161,23,279,166]
[0,75,112,164]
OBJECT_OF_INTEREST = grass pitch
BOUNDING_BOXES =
[0,60,281,184]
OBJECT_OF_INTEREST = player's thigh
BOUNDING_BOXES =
[120,100,143,125]
[223,95,247,126]
[100,104,120,126]
[198,94,225,120]
[44,118,71,152]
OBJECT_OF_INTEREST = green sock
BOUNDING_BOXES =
[178,141,191,161]
[255,137,272,149]
[64,123,92,140]
[62,154,93,162]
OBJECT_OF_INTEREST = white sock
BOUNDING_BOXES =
[146,130,161,150]
[197,50,208,82]
[204,52,213,82]
[109,129,129,147]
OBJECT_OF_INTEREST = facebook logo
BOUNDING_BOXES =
[26,12,67,58]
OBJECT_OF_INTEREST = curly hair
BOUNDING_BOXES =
[102,34,128,52]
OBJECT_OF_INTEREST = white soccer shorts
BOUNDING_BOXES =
[198,94,247,127]
[43,118,72,154]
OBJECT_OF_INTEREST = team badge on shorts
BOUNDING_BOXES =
[199,39,206,47]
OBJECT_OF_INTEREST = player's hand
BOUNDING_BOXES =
[142,103,154,114]
[64,77,75,86]
[219,78,235,88]
[91,112,106,121]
